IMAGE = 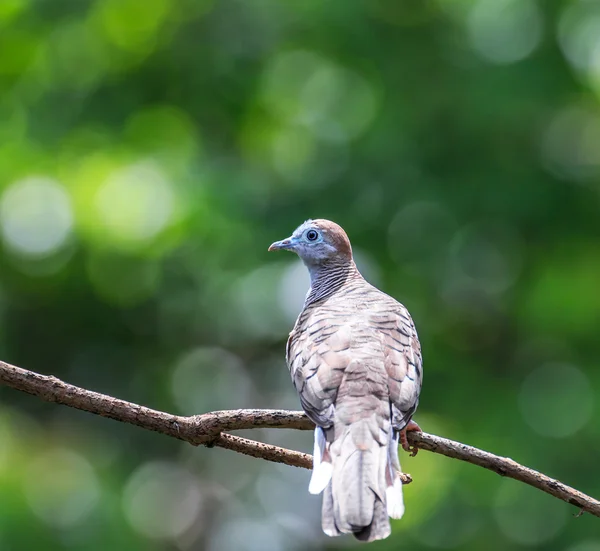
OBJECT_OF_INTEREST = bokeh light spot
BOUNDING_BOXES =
[448,221,523,294]
[209,519,285,551]
[94,0,172,55]
[24,449,100,528]
[519,363,593,438]
[0,176,73,257]
[261,50,379,143]
[172,347,253,415]
[123,461,202,539]
[494,479,567,544]
[558,0,600,81]
[467,0,542,64]
[233,264,291,339]
[298,62,378,142]
[270,125,315,178]
[95,160,175,244]
[540,104,600,183]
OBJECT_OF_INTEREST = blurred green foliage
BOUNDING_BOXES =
[0,0,599,549]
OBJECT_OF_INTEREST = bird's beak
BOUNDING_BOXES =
[268,237,294,251]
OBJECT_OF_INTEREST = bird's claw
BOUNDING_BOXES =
[400,420,422,457]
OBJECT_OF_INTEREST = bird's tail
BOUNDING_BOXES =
[310,418,404,542]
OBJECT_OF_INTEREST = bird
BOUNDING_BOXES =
[269,219,423,542]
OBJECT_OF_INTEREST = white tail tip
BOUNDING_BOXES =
[386,477,405,519]
[309,461,333,494]
[309,427,332,495]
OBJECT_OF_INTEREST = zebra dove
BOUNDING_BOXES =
[269,219,423,542]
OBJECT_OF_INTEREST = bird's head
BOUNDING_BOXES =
[268,219,353,268]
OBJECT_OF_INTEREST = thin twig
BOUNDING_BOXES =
[0,360,598,517]
[408,432,600,515]
[0,360,312,468]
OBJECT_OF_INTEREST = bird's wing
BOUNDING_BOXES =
[375,298,423,431]
[287,295,422,430]
[286,308,352,427]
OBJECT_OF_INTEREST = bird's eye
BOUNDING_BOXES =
[306,229,319,242]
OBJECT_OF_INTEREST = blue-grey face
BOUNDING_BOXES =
[268,220,342,266]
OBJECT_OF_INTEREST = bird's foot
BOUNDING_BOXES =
[400,420,422,457]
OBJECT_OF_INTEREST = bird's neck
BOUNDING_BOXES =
[304,260,361,306]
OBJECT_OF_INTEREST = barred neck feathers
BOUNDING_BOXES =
[305,260,362,306]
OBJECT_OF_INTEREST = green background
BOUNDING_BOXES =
[0,0,599,549]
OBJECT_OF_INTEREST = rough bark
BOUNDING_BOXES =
[1,360,598,517]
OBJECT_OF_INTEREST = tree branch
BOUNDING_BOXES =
[0,360,598,517]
